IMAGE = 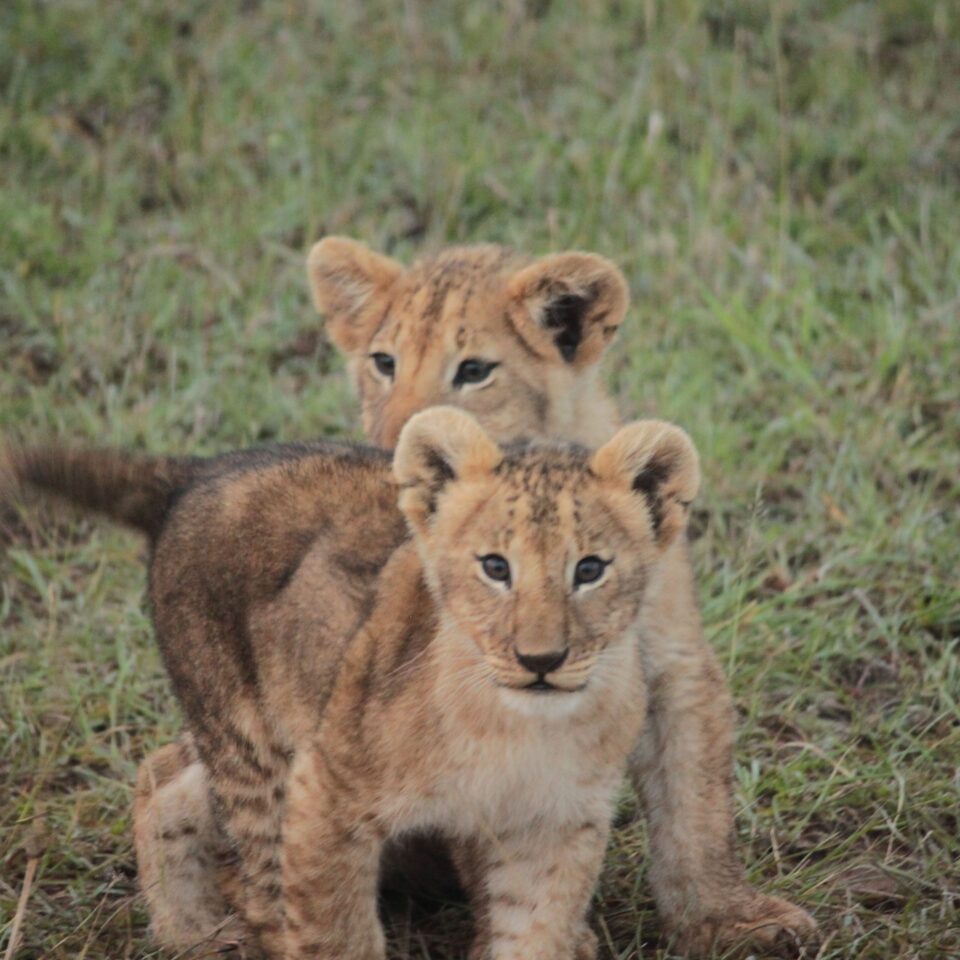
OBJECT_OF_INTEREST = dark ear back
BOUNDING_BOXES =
[394,407,501,534]
[542,291,596,362]
[506,252,628,367]
[590,420,700,546]
[306,237,404,354]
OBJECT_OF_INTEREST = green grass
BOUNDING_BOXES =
[1,1,958,957]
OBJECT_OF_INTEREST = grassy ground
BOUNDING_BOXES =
[1,0,958,957]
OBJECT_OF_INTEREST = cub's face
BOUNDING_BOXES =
[307,239,628,448]
[394,408,700,716]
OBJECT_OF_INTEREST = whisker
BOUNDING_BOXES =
[379,634,439,686]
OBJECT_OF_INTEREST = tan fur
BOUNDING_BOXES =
[8,239,816,955]
[160,410,701,959]
[308,238,624,448]
[133,737,247,954]
[306,240,815,956]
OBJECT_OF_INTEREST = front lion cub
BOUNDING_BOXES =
[278,408,699,959]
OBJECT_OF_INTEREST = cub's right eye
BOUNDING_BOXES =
[370,353,396,378]
[478,553,511,585]
[453,358,499,388]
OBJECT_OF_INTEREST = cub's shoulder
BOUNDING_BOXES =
[152,438,403,597]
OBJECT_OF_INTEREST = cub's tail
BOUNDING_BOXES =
[1,443,199,540]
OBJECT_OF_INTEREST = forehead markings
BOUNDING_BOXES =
[493,452,588,547]
[422,269,454,331]
[572,495,583,530]
[390,258,466,357]
[383,248,522,363]
[456,271,479,322]
[459,247,515,314]
[421,256,481,341]
[394,272,460,379]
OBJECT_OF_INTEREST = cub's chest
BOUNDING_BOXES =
[388,721,616,836]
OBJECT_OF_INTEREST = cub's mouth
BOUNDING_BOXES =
[497,678,587,694]
[493,673,591,715]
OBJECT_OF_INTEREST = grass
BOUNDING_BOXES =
[1,0,958,957]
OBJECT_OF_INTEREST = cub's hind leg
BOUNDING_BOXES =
[198,713,293,959]
[134,736,247,953]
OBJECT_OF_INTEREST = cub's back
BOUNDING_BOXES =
[149,441,407,736]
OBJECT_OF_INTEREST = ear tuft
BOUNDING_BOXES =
[590,421,700,546]
[306,237,404,353]
[507,253,628,367]
[394,407,501,531]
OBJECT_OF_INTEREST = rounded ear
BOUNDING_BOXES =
[306,237,404,354]
[394,407,502,532]
[590,420,700,546]
[505,252,628,367]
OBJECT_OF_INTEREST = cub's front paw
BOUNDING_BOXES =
[469,923,597,960]
[674,892,818,957]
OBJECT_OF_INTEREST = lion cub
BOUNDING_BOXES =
[6,410,701,959]
[248,407,698,959]
[6,239,817,955]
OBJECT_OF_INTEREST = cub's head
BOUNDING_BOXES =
[394,407,699,716]
[308,238,628,448]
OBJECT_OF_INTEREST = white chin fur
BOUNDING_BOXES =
[498,685,586,718]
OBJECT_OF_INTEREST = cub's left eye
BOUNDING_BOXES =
[478,553,511,585]
[573,556,609,588]
[453,358,499,388]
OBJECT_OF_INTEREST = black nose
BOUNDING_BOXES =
[515,648,569,676]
